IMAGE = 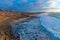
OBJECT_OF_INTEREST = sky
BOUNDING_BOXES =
[48,0,60,8]
[0,0,60,12]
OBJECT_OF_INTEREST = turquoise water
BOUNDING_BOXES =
[11,13,60,40]
[40,13,60,39]
[48,12,60,19]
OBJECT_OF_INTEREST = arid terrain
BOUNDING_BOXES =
[0,10,59,40]
[0,10,41,40]
[0,10,36,24]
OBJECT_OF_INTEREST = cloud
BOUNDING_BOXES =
[48,0,60,8]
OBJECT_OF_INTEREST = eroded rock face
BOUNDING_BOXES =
[0,11,60,40]
[0,10,39,40]
[0,10,34,40]
[0,10,34,24]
